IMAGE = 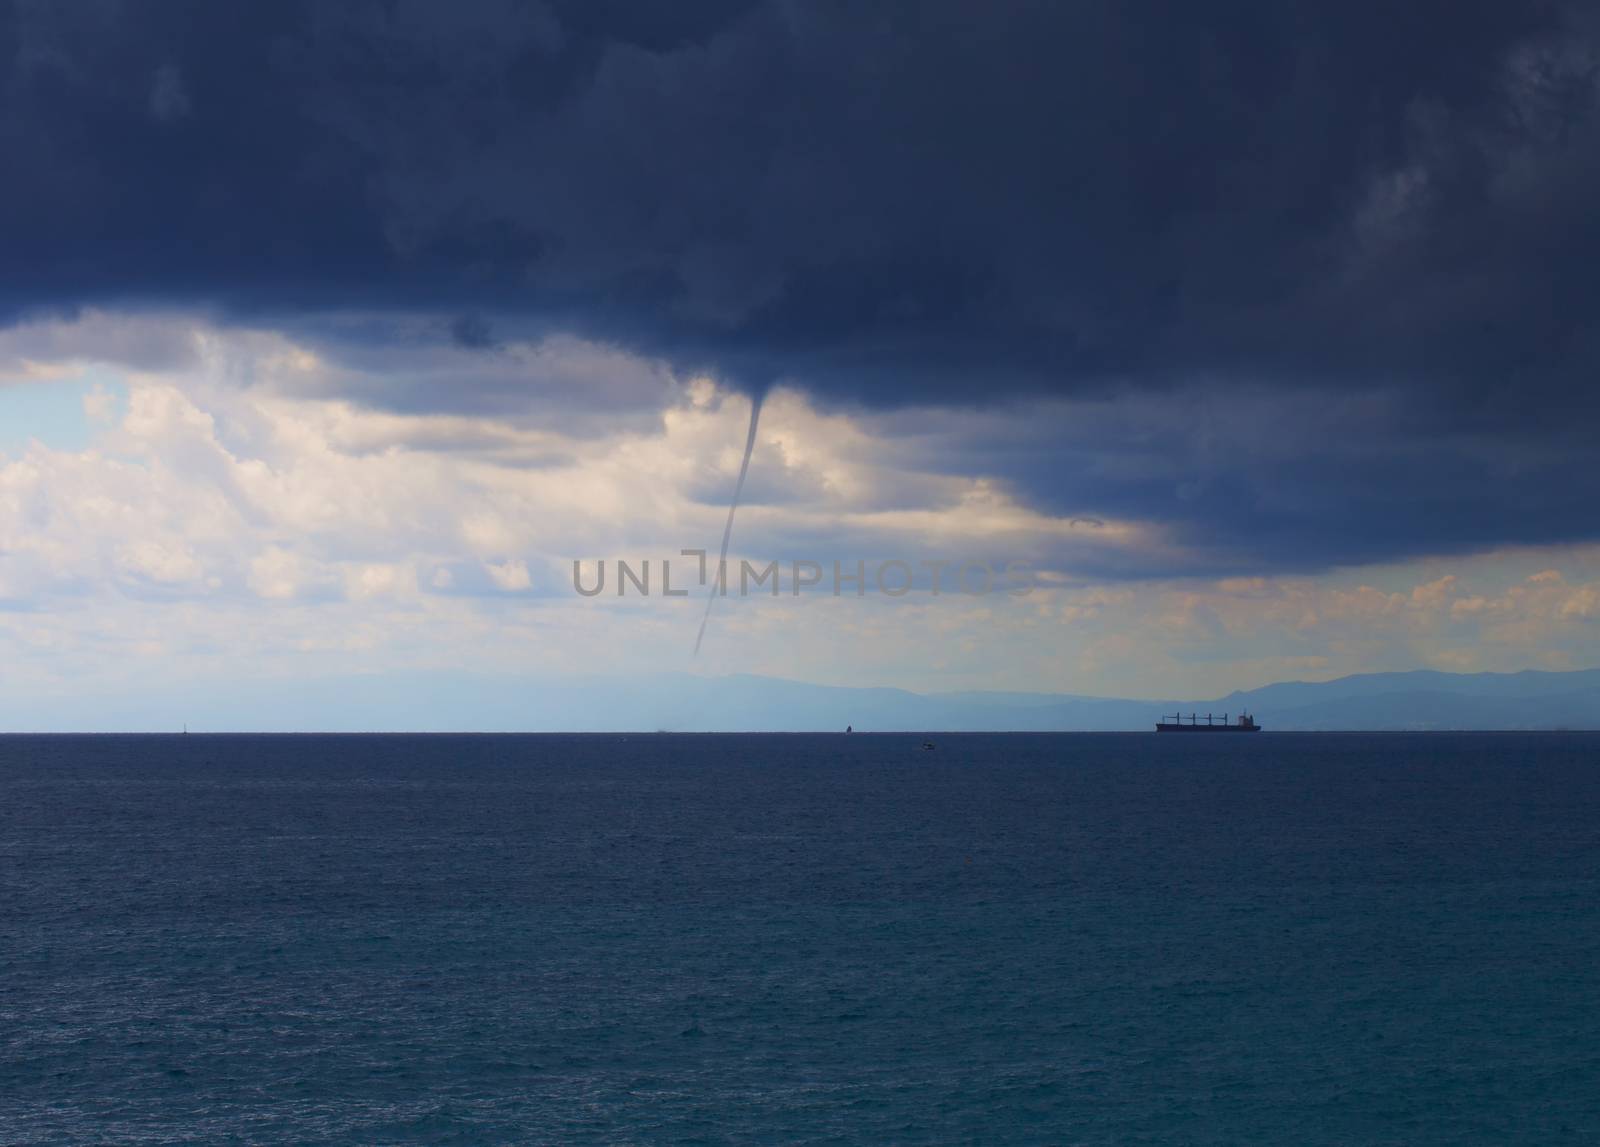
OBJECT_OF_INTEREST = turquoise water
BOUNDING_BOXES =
[2,733,1598,1143]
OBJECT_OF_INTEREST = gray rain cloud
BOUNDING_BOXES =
[4,0,1600,572]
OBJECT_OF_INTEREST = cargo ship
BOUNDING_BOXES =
[1155,712,1260,732]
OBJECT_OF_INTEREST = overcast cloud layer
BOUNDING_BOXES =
[4,0,1600,575]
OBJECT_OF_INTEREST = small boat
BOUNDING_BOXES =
[921,741,935,750]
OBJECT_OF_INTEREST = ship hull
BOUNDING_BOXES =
[1155,723,1260,732]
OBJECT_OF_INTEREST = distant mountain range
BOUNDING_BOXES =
[643,667,1600,732]
[8,667,1599,732]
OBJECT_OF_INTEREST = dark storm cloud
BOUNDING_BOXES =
[448,314,497,351]
[863,386,1600,577]
[3,0,1599,569]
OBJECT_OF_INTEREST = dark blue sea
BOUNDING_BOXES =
[3,733,1599,1144]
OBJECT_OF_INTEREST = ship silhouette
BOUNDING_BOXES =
[1155,712,1260,733]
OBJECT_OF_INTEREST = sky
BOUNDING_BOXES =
[2,0,1600,727]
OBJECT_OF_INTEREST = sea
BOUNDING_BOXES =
[2,732,1598,1145]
